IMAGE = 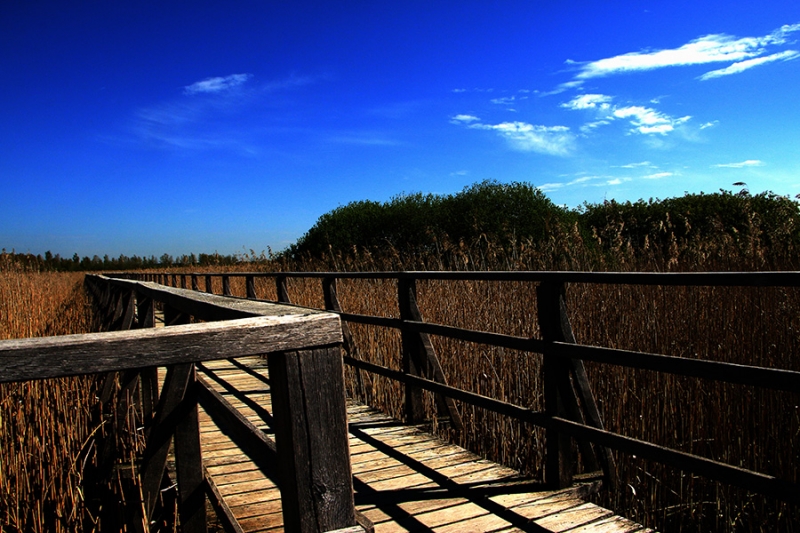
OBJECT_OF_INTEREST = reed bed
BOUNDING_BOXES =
[122,217,800,532]
[0,256,95,533]
[194,228,799,532]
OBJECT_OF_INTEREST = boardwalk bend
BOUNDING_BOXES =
[1,271,798,532]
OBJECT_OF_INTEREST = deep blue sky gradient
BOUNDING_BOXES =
[2,1,799,257]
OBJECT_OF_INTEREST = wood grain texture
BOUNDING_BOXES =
[0,314,341,382]
[268,347,357,533]
[192,357,647,533]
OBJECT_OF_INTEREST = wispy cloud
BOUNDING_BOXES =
[184,73,252,95]
[613,106,691,135]
[562,94,691,135]
[617,161,653,169]
[571,23,800,80]
[643,171,673,180]
[490,96,518,105]
[712,159,765,168]
[537,174,633,192]
[699,50,800,80]
[450,114,479,124]
[560,94,612,110]
[457,119,575,156]
[133,73,317,152]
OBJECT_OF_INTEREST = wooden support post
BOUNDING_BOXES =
[537,282,574,489]
[191,274,199,291]
[140,362,195,519]
[222,275,232,296]
[267,346,358,533]
[174,366,206,533]
[397,278,463,429]
[246,275,257,299]
[205,275,213,294]
[172,274,178,287]
[180,275,187,289]
[140,306,204,528]
[398,278,426,424]
[136,293,158,432]
[323,277,367,402]
[277,275,291,303]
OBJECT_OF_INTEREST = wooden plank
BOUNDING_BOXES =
[185,357,647,533]
[205,467,246,533]
[0,314,341,382]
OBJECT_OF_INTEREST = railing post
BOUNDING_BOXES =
[136,293,159,433]
[205,275,213,294]
[537,281,617,489]
[398,277,426,424]
[246,275,256,299]
[537,281,574,489]
[180,274,187,289]
[323,277,368,402]
[276,275,291,303]
[267,344,360,533]
[222,275,232,296]
[191,274,199,291]
[172,274,178,287]
[173,365,206,533]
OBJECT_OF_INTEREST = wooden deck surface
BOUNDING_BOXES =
[194,357,653,533]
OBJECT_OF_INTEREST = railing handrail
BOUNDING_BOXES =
[0,274,362,533]
[113,270,800,507]
[109,269,800,286]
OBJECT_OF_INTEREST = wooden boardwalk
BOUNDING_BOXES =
[195,356,653,533]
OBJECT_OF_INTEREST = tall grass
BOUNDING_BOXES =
[0,255,95,533]
[216,221,799,532]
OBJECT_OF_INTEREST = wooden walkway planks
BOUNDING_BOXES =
[194,357,654,533]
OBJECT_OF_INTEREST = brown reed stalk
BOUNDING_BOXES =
[0,257,96,533]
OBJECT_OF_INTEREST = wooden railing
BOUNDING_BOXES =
[0,274,366,533]
[114,270,800,506]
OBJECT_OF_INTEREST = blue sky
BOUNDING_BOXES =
[2,2,799,258]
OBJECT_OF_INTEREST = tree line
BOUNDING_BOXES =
[286,180,800,269]
[5,180,799,272]
[0,250,243,272]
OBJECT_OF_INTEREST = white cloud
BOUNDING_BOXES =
[713,160,765,168]
[612,106,690,135]
[561,94,613,110]
[618,161,653,168]
[537,174,631,192]
[563,92,692,136]
[450,114,479,123]
[462,120,574,156]
[700,121,719,129]
[573,23,800,79]
[580,120,612,133]
[699,50,800,80]
[184,74,252,95]
[491,96,517,105]
[643,171,673,180]
[537,182,564,192]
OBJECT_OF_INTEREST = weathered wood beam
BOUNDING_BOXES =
[268,346,358,533]
[0,314,342,383]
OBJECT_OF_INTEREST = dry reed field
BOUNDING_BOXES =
[216,230,799,533]
[0,256,95,533]
[3,212,797,532]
